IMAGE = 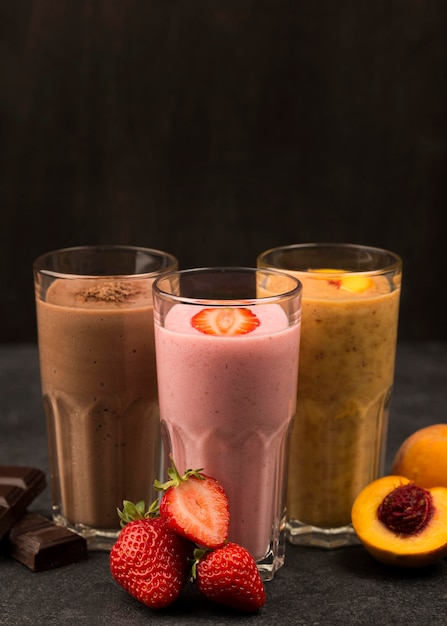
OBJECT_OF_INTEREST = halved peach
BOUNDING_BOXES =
[391,424,447,488]
[351,475,447,567]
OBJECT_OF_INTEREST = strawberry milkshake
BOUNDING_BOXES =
[153,268,301,580]
[34,246,177,549]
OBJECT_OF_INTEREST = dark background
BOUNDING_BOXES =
[1,1,446,342]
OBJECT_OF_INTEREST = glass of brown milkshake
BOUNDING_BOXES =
[258,243,402,548]
[33,245,178,550]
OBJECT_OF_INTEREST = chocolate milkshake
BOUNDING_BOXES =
[34,246,177,549]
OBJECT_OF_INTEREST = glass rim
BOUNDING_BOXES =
[257,242,402,275]
[33,245,178,280]
[153,266,302,307]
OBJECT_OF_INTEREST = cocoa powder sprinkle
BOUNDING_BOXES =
[76,281,140,303]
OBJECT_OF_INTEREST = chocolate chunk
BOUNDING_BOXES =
[0,466,46,539]
[7,512,88,571]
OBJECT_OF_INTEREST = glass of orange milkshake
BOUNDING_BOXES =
[33,246,177,550]
[258,243,402,548]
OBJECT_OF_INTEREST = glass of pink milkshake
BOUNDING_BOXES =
[34,245,177,550]
[153,267,302,580]
[258,243,402,549]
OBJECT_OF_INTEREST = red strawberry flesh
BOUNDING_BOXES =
[160,474,230,548]
[191,307,260,336]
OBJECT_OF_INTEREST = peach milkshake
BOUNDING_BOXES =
[153,268,301,580]
[34,246,177,549]
[258,244,402,548]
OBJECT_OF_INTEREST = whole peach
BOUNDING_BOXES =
[391,424,447,488]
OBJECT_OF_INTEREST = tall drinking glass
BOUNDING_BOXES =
[34,245,178,550]
[258,244,402,548]
[153,267,301,580]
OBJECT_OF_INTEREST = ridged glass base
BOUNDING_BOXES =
[286,519,360,549]
[256,527,286,581]
[52,508,119,551]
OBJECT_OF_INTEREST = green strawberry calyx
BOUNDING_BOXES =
[190,547,209,579]
[153,454,205,492]
[117,498,160,527]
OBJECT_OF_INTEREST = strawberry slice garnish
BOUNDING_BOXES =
[192,543,266,613]
[191,307,260,336]
[154,457,230,549]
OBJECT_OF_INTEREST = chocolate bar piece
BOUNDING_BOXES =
[7,512,87,571]
[0,466,46,539]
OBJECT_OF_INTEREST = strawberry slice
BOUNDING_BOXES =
[154,457,230,549]
[191,307,260,336]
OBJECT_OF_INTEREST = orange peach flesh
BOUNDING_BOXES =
[310,269,374,293]
[351,475,447,567]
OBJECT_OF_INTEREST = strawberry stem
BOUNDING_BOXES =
[117,498,159,527]
[190,547,209,580]
[154,454,205,492]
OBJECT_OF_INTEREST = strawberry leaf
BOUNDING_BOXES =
[190,547,208,579]
[117,498,159,527]
[154,455,205,492]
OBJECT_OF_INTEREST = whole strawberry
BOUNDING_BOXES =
[155,456,230,549]
[193,543,266,613]
[110,501,193,609]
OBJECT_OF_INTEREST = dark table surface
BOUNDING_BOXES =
[1,342,446,625]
